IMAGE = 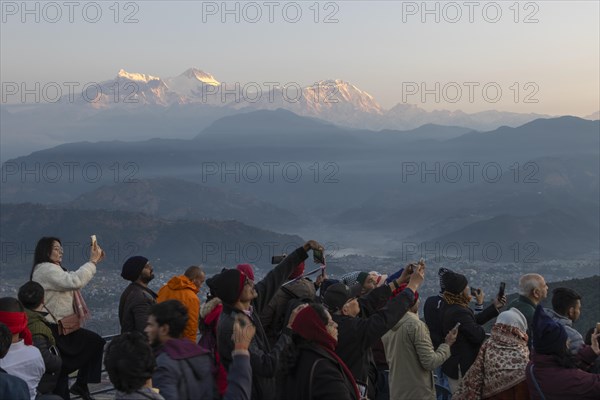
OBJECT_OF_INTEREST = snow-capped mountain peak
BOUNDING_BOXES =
[117,69,161,83]
[179,68,220,86]
[303,79,383,115]
[163,68,220,99]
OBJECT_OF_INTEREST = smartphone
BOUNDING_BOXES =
[90,234,97,247]
[313,249,325,265]
[595,322,600,332]
[453,322,461,331]
[470,288,479,297]
[497,282,506,299]
[271,255,285,264]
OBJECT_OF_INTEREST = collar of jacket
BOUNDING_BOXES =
[131,282,158,298]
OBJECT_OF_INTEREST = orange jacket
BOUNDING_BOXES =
[157,275,200,342]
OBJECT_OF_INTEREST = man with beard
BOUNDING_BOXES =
[119,256,158,334]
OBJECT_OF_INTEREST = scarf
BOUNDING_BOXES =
[454,323,529,400]
[291,307,360,400]
[73,289,91,323]
[0,311,33,345]
[443,291,470,308]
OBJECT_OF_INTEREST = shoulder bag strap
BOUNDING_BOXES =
[528,364,546,400]
[43,304,59,324]
[308,358,324,400]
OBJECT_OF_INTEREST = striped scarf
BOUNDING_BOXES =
[443,291,470,308]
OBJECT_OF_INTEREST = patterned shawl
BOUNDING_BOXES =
[454,323,529,399]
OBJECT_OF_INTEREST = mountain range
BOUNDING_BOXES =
[0,203,303,274]
[3,67,581,162]
[2,110,598,262]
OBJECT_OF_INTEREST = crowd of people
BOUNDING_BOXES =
[0,236,599,400]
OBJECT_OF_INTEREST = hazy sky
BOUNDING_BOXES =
[1,0,599,115]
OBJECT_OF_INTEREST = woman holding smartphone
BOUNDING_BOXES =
[31,236,106,400]
[440,271,506,394]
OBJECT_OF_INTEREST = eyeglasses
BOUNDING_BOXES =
[52,246,63,253]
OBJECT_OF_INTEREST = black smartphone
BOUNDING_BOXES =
[271,255,285,264]
[470,288,478,297]
[313,249,325,265]
[497,282,506,299]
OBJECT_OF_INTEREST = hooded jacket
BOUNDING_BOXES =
[526,348,600,400]
[157,276,200,342]
[382,312,451,400]
[152,338,213,400]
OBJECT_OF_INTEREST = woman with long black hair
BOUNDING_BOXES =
[31,236,106,400]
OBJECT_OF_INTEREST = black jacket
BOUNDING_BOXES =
[217,246,308,400]
[333,286,415,388]
[118,282,158,334]
[423,294,447,349]
[287,343,358,400]
[441,302,499,379]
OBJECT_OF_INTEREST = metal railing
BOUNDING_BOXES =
[70,333,119,399]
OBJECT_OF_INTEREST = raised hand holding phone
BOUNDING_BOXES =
[89,234,104,264]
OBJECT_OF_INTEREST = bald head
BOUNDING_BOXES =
[185,266,205,290]
[518,274,548,304]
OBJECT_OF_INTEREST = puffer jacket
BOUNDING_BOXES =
[157,275,200,342]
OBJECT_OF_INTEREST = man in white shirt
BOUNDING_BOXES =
[0,297,45,400]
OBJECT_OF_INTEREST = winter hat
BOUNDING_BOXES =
[121,256,149,282]
[319,279,340,299]
[288,261,305,280]
[496,307,528,332]
[438,267,452,292]
[443,271,468,295]
[532,305,568,355]
[236,264,255,281]
[341,271,368,286]
[323,283,361,312]
[357,272,369,286]
[206,269,247,305]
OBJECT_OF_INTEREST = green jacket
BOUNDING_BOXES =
[25,308,56,346]
[382,312,451,400]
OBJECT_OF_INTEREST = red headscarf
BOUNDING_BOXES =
[291,306,360,400]
[0,311,33,345]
